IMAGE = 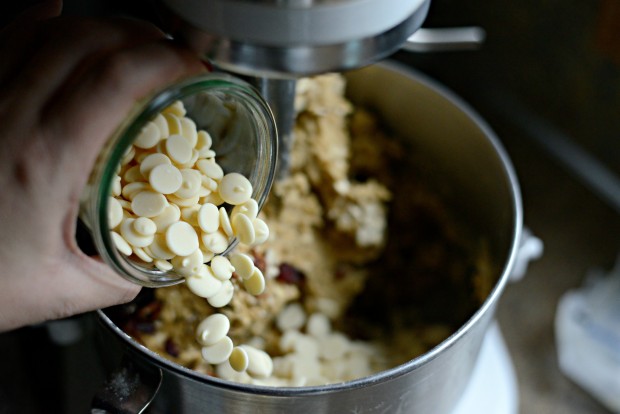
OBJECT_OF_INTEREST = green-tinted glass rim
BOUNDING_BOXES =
[91,73,277,287]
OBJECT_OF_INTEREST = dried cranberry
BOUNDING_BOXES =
[136,322,156,334]
[122,320,138,338]
[252,251,267,273]
[334,264,348,280]
[276,263,305,286]
[165,338,180,357]
[137,300,162,322]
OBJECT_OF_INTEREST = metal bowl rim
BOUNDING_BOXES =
[96,59,523,395]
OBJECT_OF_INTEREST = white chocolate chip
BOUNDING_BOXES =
[111,231,132,256]
[318,333,349,361]
[134,150,151,164]
[229,253,254,280]
[139,153,171,178]
[199,245,215,264]
[290,353,321,383]
[201,230,229,255]
[106,102,272,357]
[314,298,341,319]
[154,259,173,272]
[252,218,269,245]
[202,149,216,159]
[276,303,306,332]
[167,194,200,208]
[165,221,199,256]
[132,217,156,236]
[279,330,303,353]
[122,182,150,201]
[201,175,218,192]
[163,112,182,135]
[207,279,234,308]
[229,347,249,372]
[123,165,144,183]
[145,234,175,260]
[120,218,154,248]
[108,197,123,229]
[197,203,219,233]
[196,313,230,346]
[165,134,192,165]
[186,265,222,298]
[306,313,331,338]
[196,159,224,180]
[232,213,255,245]
[243,267,265,295]
[219,173,253,205]
[180,205,201,227]
[149,164,182,195]
[272,355,293,378]
[177,148,199,170]
[111,175,122,197]
[240,345,273,379]
[174,169,202,199]
[231,199,259,220]
[120,145,135,166]
[201,336,234,365]
[118,199,132,211]
[246,336,266,350]
[131,190,168,218]
[202,191,225,206]
[219,207,234,237]
[132,246,153,263]
[196,130,213,154]
[134,122,161,149]
[210,256,234,281]
[152,113,169,137]
[163,101,186,117]
[171,249,204,277]
[151,204,181,233]
[215,361,248,383]
[197,185,211,198]
[293,335,320,360]
[179,116,198,147]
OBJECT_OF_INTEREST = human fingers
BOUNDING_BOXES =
[0,252,141,331]
[53,252,142,322]
[6,16,167,112]
[0,0,63,86]
[43,38,204,177]
[41,38,204,264]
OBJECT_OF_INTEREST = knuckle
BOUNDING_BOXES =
[97,52,136,91]
[10,136,53,188]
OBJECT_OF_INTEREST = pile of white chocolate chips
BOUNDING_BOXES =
[109,100,273,376]
[116,73,485,386]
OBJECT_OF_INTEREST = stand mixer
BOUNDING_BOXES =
[156,0,431,175]
[91,3,522,413]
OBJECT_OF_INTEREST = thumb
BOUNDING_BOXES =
[59,253,142,318]
[0,252,140,332]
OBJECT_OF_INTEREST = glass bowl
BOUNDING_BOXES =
[80,73,278,287]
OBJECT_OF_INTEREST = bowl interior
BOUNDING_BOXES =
[101,62,520,390]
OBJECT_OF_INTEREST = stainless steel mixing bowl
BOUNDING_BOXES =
[94,61,522,414]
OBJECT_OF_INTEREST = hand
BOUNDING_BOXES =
[0,1,205,331]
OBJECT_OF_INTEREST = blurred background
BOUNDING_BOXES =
[405,1,620,413]
[0,1,619,413]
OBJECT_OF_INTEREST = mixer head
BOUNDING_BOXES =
[158,0,431,78]
[157,0,431,176]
